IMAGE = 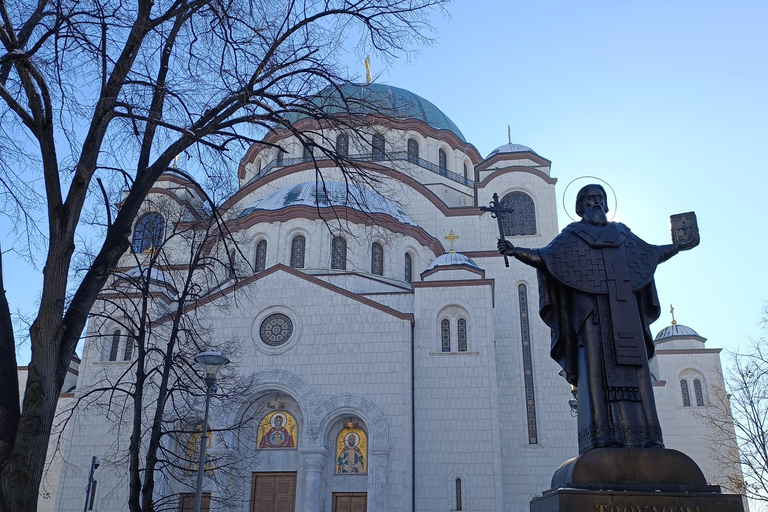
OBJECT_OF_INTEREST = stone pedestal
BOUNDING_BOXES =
[530,448,744,512]
[530,488,745,512]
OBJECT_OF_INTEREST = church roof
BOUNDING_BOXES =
[285,83,466,143]
[487,143,538,158]
[238,181,415,225]
[654,323,702,341]
[424,252,482,272]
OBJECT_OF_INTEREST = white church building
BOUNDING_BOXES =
[36,83,742,512]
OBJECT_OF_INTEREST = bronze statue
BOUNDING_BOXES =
[496,184,698,454]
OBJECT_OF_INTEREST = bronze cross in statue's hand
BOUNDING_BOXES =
[480,192,515,267]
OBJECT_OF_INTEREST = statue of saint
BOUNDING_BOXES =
[497,184,698,454]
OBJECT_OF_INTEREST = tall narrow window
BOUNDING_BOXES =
[371,242,383,275]
[404,253,413,283]
[681,380,691,407]
[302,142,313,162]
[336,133,349,158]
[132,213,164,253]
[372,133,385,161]
[693,379,704,406]
[518,284,538,444]
[463,162,469,180]
[455,478,463,511]
[290,235,306,268]
[457,319,467,352]
[500,191,537,236]
[331,236,347,270]
[438,148,448,172]
[407,139,419,163]
[441,319,451,353]
[109,329,121,361]
[123,337,133,361]
[276,148,284,166]
[255,240,267,273]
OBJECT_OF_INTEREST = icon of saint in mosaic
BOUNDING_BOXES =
[336,429,366,474]
[257,411,296,449]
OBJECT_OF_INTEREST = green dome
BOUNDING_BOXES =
[286,83,466,143]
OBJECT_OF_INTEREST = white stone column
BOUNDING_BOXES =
[301,449,326,512]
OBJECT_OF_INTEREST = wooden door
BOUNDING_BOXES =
[250,473,297,512]
[332,493,366,512]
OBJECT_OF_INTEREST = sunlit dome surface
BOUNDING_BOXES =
[285,83,466,143]
[655,323,702,340]
[239,181,415,225]
[424,252,482,272]
[487,143,538,158]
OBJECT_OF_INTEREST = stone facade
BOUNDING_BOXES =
[38,83,742,512]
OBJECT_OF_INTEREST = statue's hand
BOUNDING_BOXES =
[497,239,516,256]
[677,236,700,252]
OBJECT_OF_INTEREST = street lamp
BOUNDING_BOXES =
[192,350,229,512]
[82,456,100,512]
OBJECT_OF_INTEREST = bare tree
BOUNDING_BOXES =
[706,305,768,505]
[71,188,265,512]
[0,0,446,509]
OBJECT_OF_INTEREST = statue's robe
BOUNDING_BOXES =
[537,221,664,454]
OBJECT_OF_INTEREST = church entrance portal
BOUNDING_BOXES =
[332,492,367,512]
[249,472,296,512]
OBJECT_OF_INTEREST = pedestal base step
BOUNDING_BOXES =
[530,488,745,512]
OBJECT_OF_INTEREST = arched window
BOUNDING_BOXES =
[372,133,385,161]
[404,253,413,283]
[463,162,469,180]
[132,213,164,253]
[255,240,267,273]
[500,191,537,236]
[109,329,121,361]
[123,336,133,361]
[331,236,347,270]
[694,379,705,406]
[276,148,284,166]
[290,235,306,269]
[455,478,463,511]
[441,319,451,353]
[407,139,419,163]
[371,242,383,275]
[438,148,448,172]
[680,380,691,407]
[336,133,349,158]
[457,319,467,352]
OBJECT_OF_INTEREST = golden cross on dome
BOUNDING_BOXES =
[172,154,180,169]
[670,304,677,325]
[444,230,459,253]
[365,56,372,84]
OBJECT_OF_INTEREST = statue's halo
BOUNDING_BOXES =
[562,176,618,222]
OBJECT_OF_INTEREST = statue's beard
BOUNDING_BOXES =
[583,206,608,226]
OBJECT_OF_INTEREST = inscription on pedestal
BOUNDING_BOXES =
[530,489,744,512]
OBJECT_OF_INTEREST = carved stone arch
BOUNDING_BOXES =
[313,394,389,449]
[227,370,319,446]
[313,394,390,512]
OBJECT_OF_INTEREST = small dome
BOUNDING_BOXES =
[239,181,415,225]
[285,83,466,142]
[655,323,702,341]
[424,252,482,272]
[487,143,538,158]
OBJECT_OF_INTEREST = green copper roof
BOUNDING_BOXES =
[285,83,466,143]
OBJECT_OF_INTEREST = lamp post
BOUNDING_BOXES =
[82,456,100,512]
[192,350,230,512]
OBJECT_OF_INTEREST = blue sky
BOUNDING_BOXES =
[362,0,768,356]
[4,1,767,363]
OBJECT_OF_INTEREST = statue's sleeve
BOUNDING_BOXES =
[513,248,546,270]
[657,244,680,263]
